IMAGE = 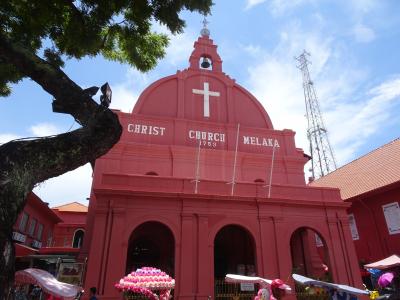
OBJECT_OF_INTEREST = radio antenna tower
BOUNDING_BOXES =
[296,50,337,180]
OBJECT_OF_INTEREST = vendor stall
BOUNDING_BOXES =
[292,274,369,300]
[15,268,83,300]
[364,255,400,270]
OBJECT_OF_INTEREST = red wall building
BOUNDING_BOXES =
[52,202,87,249]
[13,195,87,274]
[13,192,61,267]
[82,29,363,300]
[311,139,400,264]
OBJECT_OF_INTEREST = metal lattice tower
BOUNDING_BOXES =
[296,50,337,179]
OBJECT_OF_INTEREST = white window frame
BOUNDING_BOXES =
[19,212,29,232]
[28,218,37,237]
[348,214,360,240]
[46,230,53,247]
[36,223,43,240]
[382,202,400,235]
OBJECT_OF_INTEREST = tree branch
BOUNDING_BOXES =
[0,31,122,225]
[0,32,97,126]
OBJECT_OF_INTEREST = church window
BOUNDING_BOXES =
[47,230,53,247]
[19,212,29,232]
[36,223,43,240]
[28,218,37,236]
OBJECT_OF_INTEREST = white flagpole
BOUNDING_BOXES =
[265,142,276,198]
[229,124,240,196]
[193,140,201,194]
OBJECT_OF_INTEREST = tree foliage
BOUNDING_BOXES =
[0,0,212,298]
[0,0,211,95]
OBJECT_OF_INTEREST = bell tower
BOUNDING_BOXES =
[188,17,222,72]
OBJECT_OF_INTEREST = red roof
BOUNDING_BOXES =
[310,139,400,200]
[52,202,88,212]
[29,192,62,223]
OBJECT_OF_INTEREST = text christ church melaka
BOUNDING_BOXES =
[81,26,363,300]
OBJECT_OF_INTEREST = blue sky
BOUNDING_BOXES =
[1,0,400,206]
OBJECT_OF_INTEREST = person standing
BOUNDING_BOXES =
[89,287,98,300]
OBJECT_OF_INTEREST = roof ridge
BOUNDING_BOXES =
[310,137,400,199]
[52,201,88,209]
[317,137,400,179]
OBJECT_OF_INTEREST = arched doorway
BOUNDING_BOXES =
[126,222,175,277]
[290,227,332,299]
[72,229,84,248]
[214,225,256,300]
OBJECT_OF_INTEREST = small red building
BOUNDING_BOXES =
[311,138,400,264]
[13,192,61,269]
[82,29,363,300]
[13,195,87,278]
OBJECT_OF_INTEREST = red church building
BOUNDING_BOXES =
[82,28,363,300]
[311,138,400,265]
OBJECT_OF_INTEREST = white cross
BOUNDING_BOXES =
[192,82,220,117]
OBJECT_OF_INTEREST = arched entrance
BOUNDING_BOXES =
[126,222,175,276]
[72,229,84,248]
[290,227,332,299]
[214,225,256,300]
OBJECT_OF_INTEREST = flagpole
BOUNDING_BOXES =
[266,142,276,198]
[194,140,201,194]
[230,123,240,196]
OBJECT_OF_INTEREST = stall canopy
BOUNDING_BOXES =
[15,268,82,300]
[292,274,368,295]
[364,254,400,270]
[15,243,38,257]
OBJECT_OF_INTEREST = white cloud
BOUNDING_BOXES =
[164,31,196,67]
[244,20,399,179]
[346,0,379,15]
[246,0,309,14]
[326,76,400,163]
[29,123,62,137]
[243,44,263,57]
[109,69,150,113]
[369,76,400,100]
[152,23,197,68]
[268,0,313,15]
[246,23,335,156]
[110,84,139,113]
[353,23,376,43]
[33,163,92,207]
[0,133,21,144]
[245,0,267,10]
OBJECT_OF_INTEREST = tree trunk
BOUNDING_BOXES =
[0,33,122,299]
[0,230,14,299]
